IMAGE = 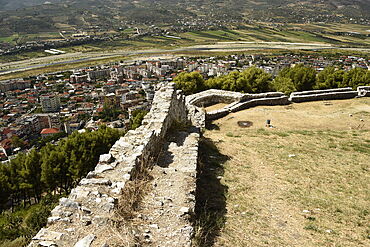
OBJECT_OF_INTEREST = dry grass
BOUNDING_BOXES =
[115,179,151,221]
[112,160,153,246]
[203,98,370,247]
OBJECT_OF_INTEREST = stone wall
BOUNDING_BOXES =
[289,87,358,103]
[28,84,369,247]
[186,87,369,122]
[186,89,244,107]
[186,90,289,121]
[358,86,370,97]
[28,83,196,247]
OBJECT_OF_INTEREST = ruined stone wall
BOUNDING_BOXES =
[187,87,369,122]
[206,96,290,121]
[290,87,353,96]
[28,83,196,247]
[186,89,244,107]
[289,87,358,103]
[28,85,369,247]
[187,90,289,121]
[358,86,370,97]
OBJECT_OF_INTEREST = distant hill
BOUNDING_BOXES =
[0,0,62,10]
[0,0,369,36]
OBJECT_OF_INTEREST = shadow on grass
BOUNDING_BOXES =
[206,122,220,131]
[192,137,229,246]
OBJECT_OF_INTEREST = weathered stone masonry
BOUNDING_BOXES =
[29,84,369,247]
[28,83,197,247]
[188,86,370,122]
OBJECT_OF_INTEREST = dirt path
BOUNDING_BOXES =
[134,128,199,246]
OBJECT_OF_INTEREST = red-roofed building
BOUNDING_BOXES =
[0,139,12,155]
[40,128,60,138]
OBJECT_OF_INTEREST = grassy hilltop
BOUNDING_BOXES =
[197,98,370,246]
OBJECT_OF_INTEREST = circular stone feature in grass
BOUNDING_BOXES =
[237,121,253,128]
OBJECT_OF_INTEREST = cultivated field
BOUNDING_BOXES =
[1,22,370,80]
[197,98,370,247]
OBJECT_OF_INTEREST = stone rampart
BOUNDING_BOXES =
[186,89,289,121]
[28,83,196,247]
[358,86,370,97]
[28,84,369,247]
[187,87,369,122]
[186,89,244,107]
[290,87,353,96]
[289,88,358,103]
[207,96,289,121]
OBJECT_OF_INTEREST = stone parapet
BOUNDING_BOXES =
[289,88,358,103]
[206,95,289,121]
[358,86,370,97]
[186,89,244,107]
[186,89,289,121]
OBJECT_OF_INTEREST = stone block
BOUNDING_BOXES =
[60,198,80,209]
[99,153,114,164]
[74,234,96,247]
[79,178,112,186]
[32,228,64,241]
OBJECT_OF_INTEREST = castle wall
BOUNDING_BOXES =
[28,84,369,247]
[28,83,196,247]
[358,86,370,97]
[187,87,368,122]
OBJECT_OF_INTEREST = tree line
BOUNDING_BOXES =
[174,65,370,95]
[0,126,123,212]
[0,111,151,246]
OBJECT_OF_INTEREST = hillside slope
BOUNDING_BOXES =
[0,0,369,36]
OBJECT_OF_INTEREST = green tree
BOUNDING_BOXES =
[174,72,205,95]
[40,145,59,195]
[20,150,42,203]
[272,76,296,95]
[0,165,11,210]
[205,67,273,93]
[219,71,246,92]
[341,68,370,89]
[240,67,273,93]
[8,155,24,207]
[11,136,25,149]
[278,64,317,92]
[130,110,148,130]
[98,101,123,122]
[315,67,344,90]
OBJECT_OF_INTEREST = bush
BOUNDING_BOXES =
[130,110,148,130]
[24,205,51,234]
[278,64,317,92]
[174,65,369,96]
[0,236,28,247]
[174,72,206,95]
